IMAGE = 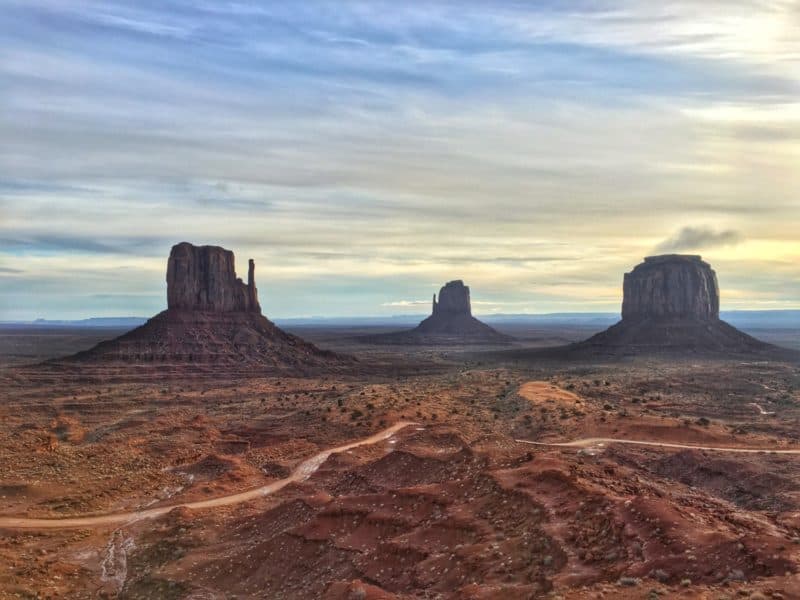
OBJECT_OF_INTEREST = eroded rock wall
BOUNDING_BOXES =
[621,255,719,321]
[166,242,260,313]
[432,280,472,317]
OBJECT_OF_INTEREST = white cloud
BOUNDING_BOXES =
[656,226,744,252]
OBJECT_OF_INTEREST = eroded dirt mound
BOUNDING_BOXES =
[578,317,775,355]
[649,449,800,511]
[147,426,800,598]
[178,454,254,481]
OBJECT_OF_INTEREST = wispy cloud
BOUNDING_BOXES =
[381,300,430,307]
[656,226,745,252]
[0,235,152,255]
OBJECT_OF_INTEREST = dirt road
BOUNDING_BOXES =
[0,421,414,530]
[517,437,800,454]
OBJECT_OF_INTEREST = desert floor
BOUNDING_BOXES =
[1,324,800,599]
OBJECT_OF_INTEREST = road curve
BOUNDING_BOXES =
[0,421,415,530]
[516,437,800,454]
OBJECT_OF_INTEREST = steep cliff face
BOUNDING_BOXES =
[621,255,719,322]
[432,280,472,317]
[166,242,260,313]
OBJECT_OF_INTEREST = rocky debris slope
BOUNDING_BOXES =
[363,280,511,345]
[131,425,799,599]
[65,242,347,369]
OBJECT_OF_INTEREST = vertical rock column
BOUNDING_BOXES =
[247,258,260,313]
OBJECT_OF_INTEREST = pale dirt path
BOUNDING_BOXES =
[516,437,800,454]
[749,402,775,416]
[0,421,414,530]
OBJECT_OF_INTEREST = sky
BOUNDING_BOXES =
[1,0,799,320]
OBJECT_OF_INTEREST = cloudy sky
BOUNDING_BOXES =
[2,1,799,319]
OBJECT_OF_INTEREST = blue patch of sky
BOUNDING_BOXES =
[5,1,792,109]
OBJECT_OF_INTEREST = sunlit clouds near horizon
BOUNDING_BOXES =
[1,1,799,319]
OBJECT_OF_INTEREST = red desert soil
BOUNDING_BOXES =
[518,381,584,407]
[0,422,413,529]
[2,356,800,598]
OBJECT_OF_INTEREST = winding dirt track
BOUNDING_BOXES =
[516,437,800,454]
[0,421,414,530]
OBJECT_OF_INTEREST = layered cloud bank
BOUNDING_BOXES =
[1,1,799,318]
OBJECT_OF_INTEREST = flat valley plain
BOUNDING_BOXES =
[2,322,800,599]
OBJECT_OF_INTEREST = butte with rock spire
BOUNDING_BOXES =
[66,242,346,370]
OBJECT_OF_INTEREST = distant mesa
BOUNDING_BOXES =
[66,242,346,369]
[362,280,512,345]
[556,254,781,357]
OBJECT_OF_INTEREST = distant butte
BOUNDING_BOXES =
[65,242,347,369]
[362,280,512,345]
[547,254,785,358]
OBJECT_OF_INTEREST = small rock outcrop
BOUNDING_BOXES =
[362,280,511,345]
[166,242,260,313]
[621,255,719,321]
[66,242,346,370]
